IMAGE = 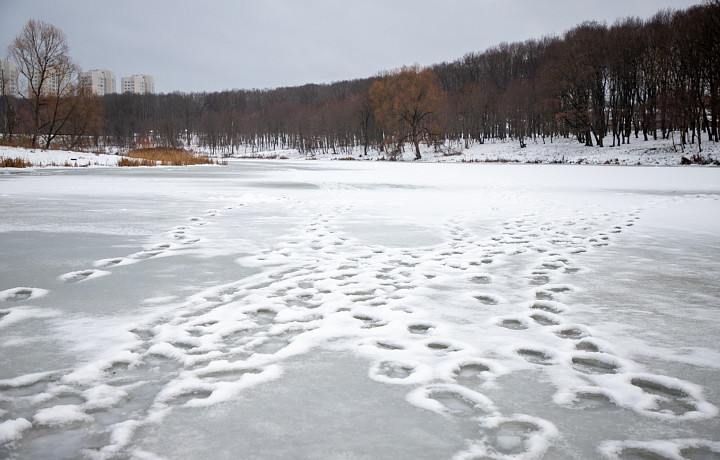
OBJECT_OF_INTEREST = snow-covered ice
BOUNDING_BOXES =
[0,160,719,459]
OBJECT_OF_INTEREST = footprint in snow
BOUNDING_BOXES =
[575,339,601,353]
[474,293,500,305]
[530,311,561,326]
[529,300,567,314]
[425,340,460,353]
[568,390,617,410]
[453,361,492,388]
[409,384,496,417]
[468,274,492,285]
[407,323,434,334]
[497,318,529,330]
[482,416,557,457]
[570,353,620,375]
[517,348,554,366]
[374,340,404,351]
[94,257,125,268]
[630,375,707,418]
[352,313,386,329]
[372,361,416,381]
[553,325,589,340]
[58,269,110,283]
[0,287,49,301]
[600,440,720,460]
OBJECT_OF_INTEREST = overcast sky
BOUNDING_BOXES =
[0,0,704,94]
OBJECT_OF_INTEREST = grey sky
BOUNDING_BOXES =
[0,0,704,94]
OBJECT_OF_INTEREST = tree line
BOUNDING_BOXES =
[2,2,718,157]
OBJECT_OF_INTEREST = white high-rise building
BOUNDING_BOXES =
[121,74,155,94]
[79,69,116,95]
[28,66,74,97]
[0,59,20,97]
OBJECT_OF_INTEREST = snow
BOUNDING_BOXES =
[0,159,718,459]
[0,418,31,444]
[224,135,720,165]
[0,146,122,167]
[0,305,59,329]
[32,404,93,426]
[1,134,719,168]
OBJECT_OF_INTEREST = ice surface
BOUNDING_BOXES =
[0,161,719,459]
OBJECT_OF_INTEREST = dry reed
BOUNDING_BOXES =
[127,147,221,166]
[0,157,34,168]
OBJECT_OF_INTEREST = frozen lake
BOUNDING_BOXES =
[1,161,719,459]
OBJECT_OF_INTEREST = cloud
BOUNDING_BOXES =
[1,0,703,93]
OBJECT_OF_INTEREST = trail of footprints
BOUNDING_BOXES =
[1,202,718,459]
[490,212,716,425]
[0,207,231,455]
[358,208,716,459]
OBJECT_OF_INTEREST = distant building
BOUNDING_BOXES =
[0,59,20,97]
[28,66,74,97]
[121,74,155,94]
[79,69,116,95]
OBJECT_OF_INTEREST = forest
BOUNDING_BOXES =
[2,2,719,158]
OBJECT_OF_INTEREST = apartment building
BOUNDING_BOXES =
[121,74,155,94]
[0,59,20,97]
[79,69,116,95]
[2,58,156,97]
[28,66,74,97]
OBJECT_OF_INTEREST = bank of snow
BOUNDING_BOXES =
[2,135,719,168]
[0,146,122,168]
[228,136,719,166]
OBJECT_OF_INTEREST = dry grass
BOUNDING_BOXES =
[0,157,34,168]
[118,157,154,167]
[127,147,223,166]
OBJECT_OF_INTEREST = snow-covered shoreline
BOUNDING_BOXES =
[210,135,720,166]
[2,135,719,168]
[0,146,123,168]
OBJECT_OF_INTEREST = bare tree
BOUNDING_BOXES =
[7,19,81,148]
